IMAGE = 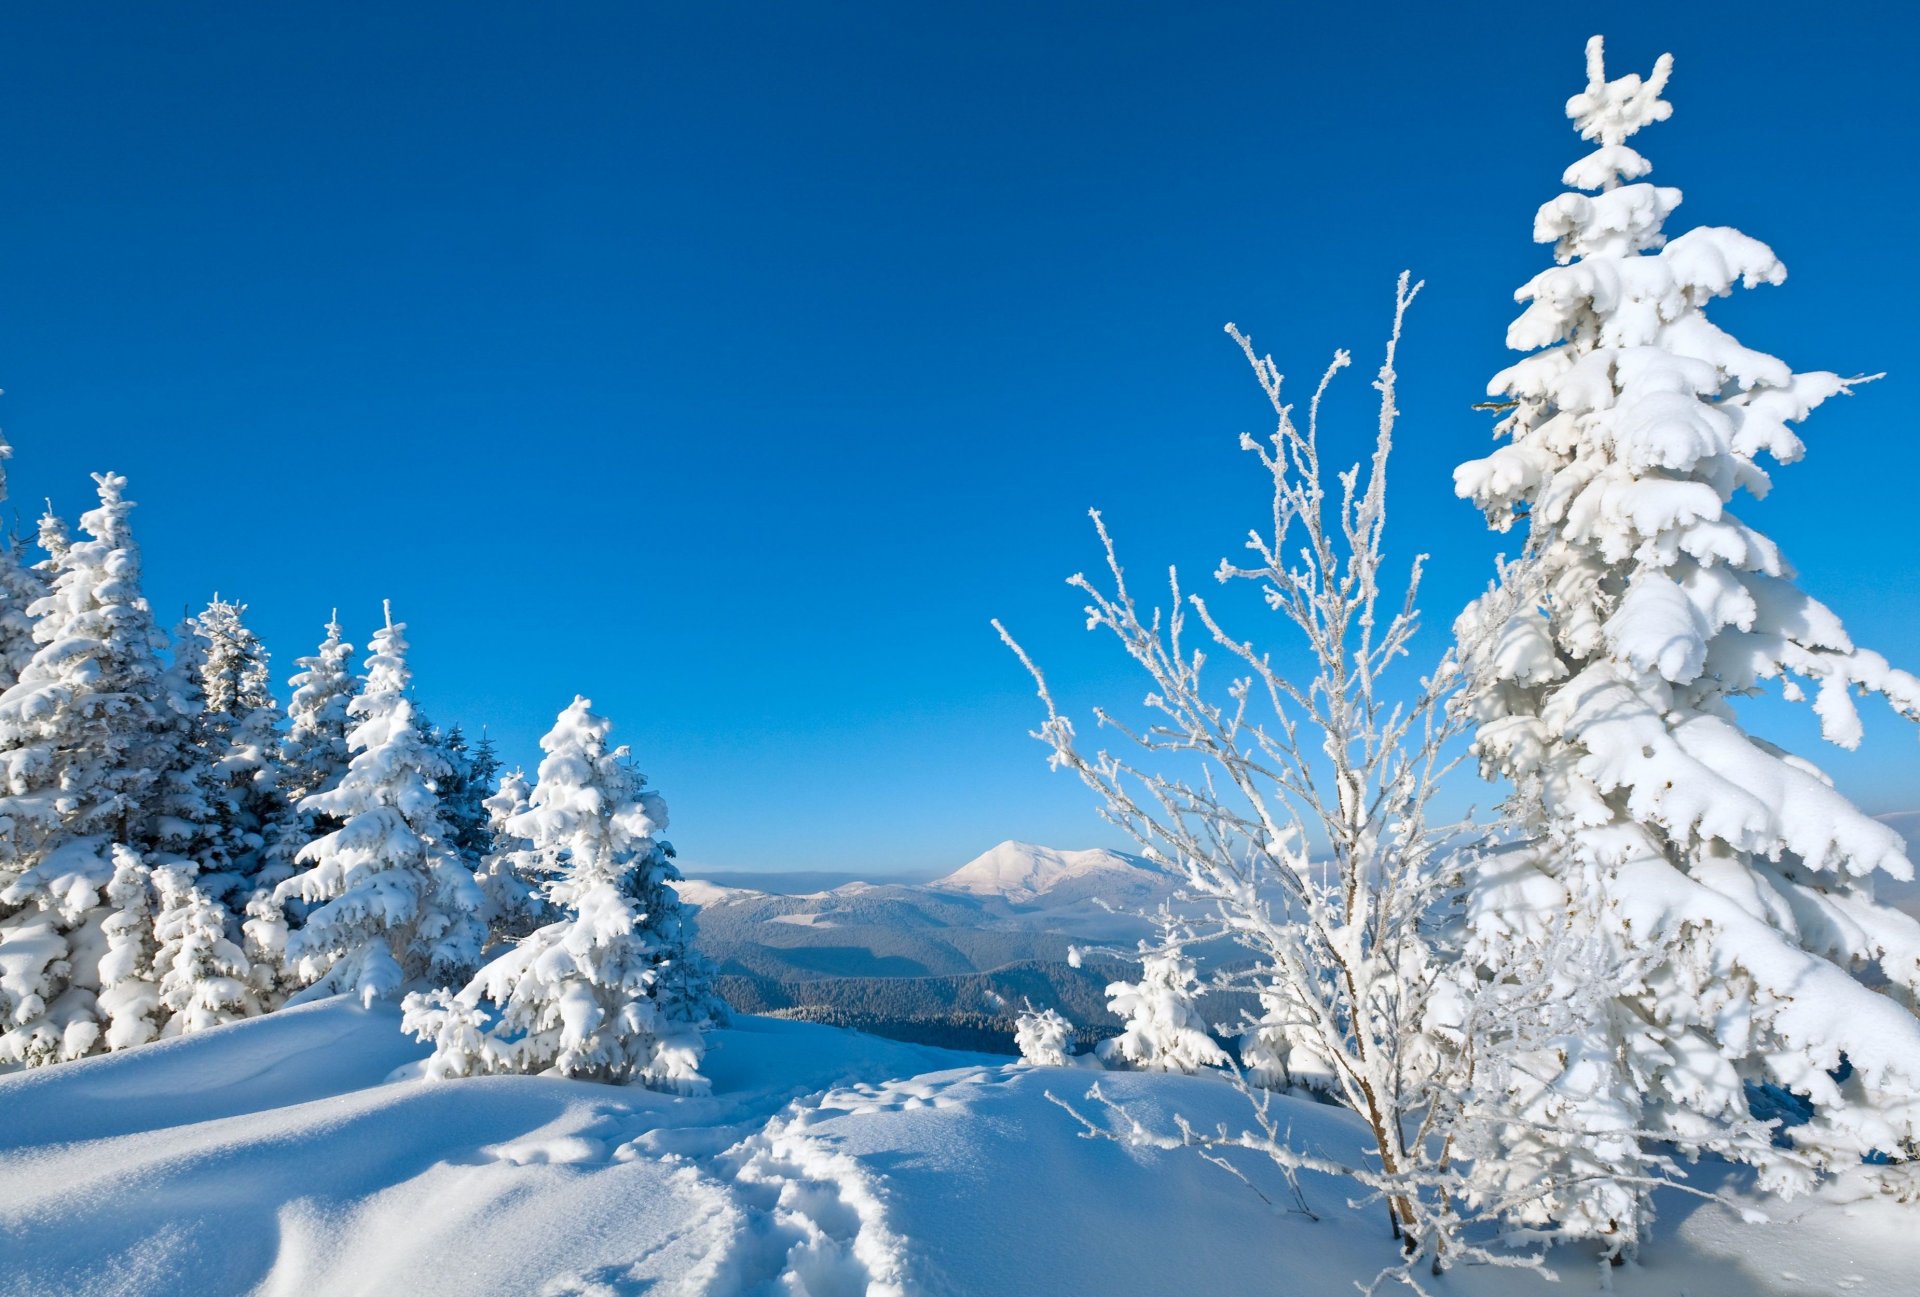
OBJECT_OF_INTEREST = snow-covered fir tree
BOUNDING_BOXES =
[0,473,175,1064]
[150,863,261,1034]
[32,506,68,579]
[472,765,545,946]
[186,597,284,902]
[273,608,483,1005]
[1095,923,1228,1075]
[402,697,722,1089]
[0,434,44,688]
[435,724,499,866]
[1014,1002,1074,1067]
[1454,36,1920,1245]
[147,611,218,880]
[276,615,356,817]
[93,845,162,1053]
[244,615,357,995]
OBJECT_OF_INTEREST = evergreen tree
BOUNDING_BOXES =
[147,613,217,885]
[1014,1001,1073,1067]
[472,765,545,946]
[434,723,500,864]
[1095,921,1227,1075]
[1454,37,1920,1245]
[31,507,67,585]
[403,697,722,1089]
[151,863,262,1034]
[185,597,284,902]
[274,608,483,1005]
[0,434,44,688]
[277,614,356,814]
[244,615,355,999]
[93,845,162,1052]
[0,474,175,1064]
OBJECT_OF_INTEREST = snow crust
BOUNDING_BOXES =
[1,996,1911,1296]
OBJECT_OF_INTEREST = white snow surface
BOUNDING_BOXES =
[1,997,1911,1296]
[928,840,1157,903]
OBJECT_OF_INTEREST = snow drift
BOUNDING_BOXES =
[1,996,1911,1296]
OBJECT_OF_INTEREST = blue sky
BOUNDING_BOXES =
[0,3,1913,872]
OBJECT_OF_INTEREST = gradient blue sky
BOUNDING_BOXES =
[0,3,1913,872]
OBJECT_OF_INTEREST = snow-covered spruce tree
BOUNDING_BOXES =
[1095,919,1227,1074]
[150,863,261,1034]
[147,612,218,879]
[1454,36,1920,1239]
[276,615,356,816]
[187,597,284,902]
[472,765,546,947]
[0,434,44,688]
[436,724,500,866]
[999,280,1546,1279]
[273,609,484,1005]
[402,697,722,1090]
[32,507,68,580]
[1015,1001,1074,1067]
[93,845,162,1052]
[244,615,357,995]
[0,474,176,1064]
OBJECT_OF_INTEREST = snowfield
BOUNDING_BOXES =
[0,997,1908,1296]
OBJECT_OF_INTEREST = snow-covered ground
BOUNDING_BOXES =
[0,998,1908,1296]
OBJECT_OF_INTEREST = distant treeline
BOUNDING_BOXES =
[717,956,1254,1058]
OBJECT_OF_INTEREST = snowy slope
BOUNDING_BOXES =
[2,997,1911,1296]
[928,840,1163,904]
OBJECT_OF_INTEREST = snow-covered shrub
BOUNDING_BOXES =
[1014,1002,1073,1067]
[275,609,483,1005]
[1454,36,1920,1247]
[403,697,723,1089]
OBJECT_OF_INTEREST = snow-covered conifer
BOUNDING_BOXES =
[93,845,163,1052]
[244,616,356,994]
[1454,36,1920,1241]
[403,697,720,1089]
[188,598,283,898]
[274,609,483,1005]
[472,766,545,946]
[31,507,67,584]
[151,864,261,1034]
[1014,1002,1074,1067]
[1096,925,1227,1074]
[436,725,499,866]
[0,475,176,1064]
[0,435,44,688]
[0,474,169,877]
[277,615,356,814]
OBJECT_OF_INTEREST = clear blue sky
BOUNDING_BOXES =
[0,3,1913,872]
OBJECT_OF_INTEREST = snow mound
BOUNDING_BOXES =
[929,841,1161,903]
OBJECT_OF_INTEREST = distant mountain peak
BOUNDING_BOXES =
[930,841,1160,903]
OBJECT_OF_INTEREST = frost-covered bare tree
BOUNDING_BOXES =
[999,277,1531,1279]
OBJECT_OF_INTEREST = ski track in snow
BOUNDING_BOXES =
[542,1069,1004,1297]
